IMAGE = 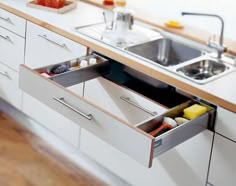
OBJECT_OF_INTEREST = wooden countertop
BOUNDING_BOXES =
[0,112,107,186]
[0,0,235,113]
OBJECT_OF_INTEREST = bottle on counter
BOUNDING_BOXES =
[112,0,134,32]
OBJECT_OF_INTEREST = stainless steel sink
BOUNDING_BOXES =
[74,22,236,84]
[125,38,203,67]
[175,58,236,84]
[176,59,229,80]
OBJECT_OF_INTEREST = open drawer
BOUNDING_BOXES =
[19,53,216,168]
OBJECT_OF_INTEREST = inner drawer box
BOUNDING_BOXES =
[19,53,216,168]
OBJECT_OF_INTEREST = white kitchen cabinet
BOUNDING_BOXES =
[0,26,25,71]
[214,107,236,142]
[80,129,213,186]
[0,62,22,109]
[22,21,87,146]
[0,10,25,109]
[208,134,236,186]
[0,8,26,37]
[25,21,87,69]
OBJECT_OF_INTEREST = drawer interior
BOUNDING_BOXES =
[33,53,216,158]
[36,53,189,108]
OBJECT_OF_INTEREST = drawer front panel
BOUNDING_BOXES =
[84,77,168,125]
[25,22,87,68]
[0,26,25,71]
[22,93,81,147]
[19,65,154,167]
[0,62,22,109]
[0,8,26,37]
[208,134,236,186]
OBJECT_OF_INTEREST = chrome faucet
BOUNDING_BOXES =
[182,12,226,59]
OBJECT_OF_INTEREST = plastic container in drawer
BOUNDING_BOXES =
[19,53,216,168]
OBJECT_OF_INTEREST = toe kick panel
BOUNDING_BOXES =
[19,54,216,168]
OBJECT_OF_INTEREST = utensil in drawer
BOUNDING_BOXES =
[50,64,70,74]
[149,117,177,137]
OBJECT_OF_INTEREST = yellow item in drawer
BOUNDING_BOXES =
[183,104,207,120]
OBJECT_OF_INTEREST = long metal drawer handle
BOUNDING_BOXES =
[0,16,13,24]
[0,34,12,43]
[38,34,67,49]
[0,70,9,78]
[53,96,93,120]
[120,96,157,116]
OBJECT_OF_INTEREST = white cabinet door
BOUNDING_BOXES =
[0,62,22,109]
[0,26,25,71]
[208,134,236,186]
[0,8,26,37]
[215,107,236,142]
[25,21,87,68]
[80,129,213,186]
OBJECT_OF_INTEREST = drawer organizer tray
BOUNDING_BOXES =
[19,53,216,168]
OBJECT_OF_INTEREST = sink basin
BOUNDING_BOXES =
[177,60,228,79]
[125,38,203,67]
[176,59,232,83]
[74,22,235,84]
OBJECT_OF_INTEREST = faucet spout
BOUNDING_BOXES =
[181,12,226,58]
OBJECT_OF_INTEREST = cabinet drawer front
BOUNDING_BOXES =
[19,65,154,167]
[0,26,25,71]
[0,9,26,37]
[19,57,215,168]
[22,93,81,147]
[84,77,168,126]
[25,22,87,68]
[0,62,22,109]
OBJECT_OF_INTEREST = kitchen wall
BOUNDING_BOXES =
[95,0,235,40]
